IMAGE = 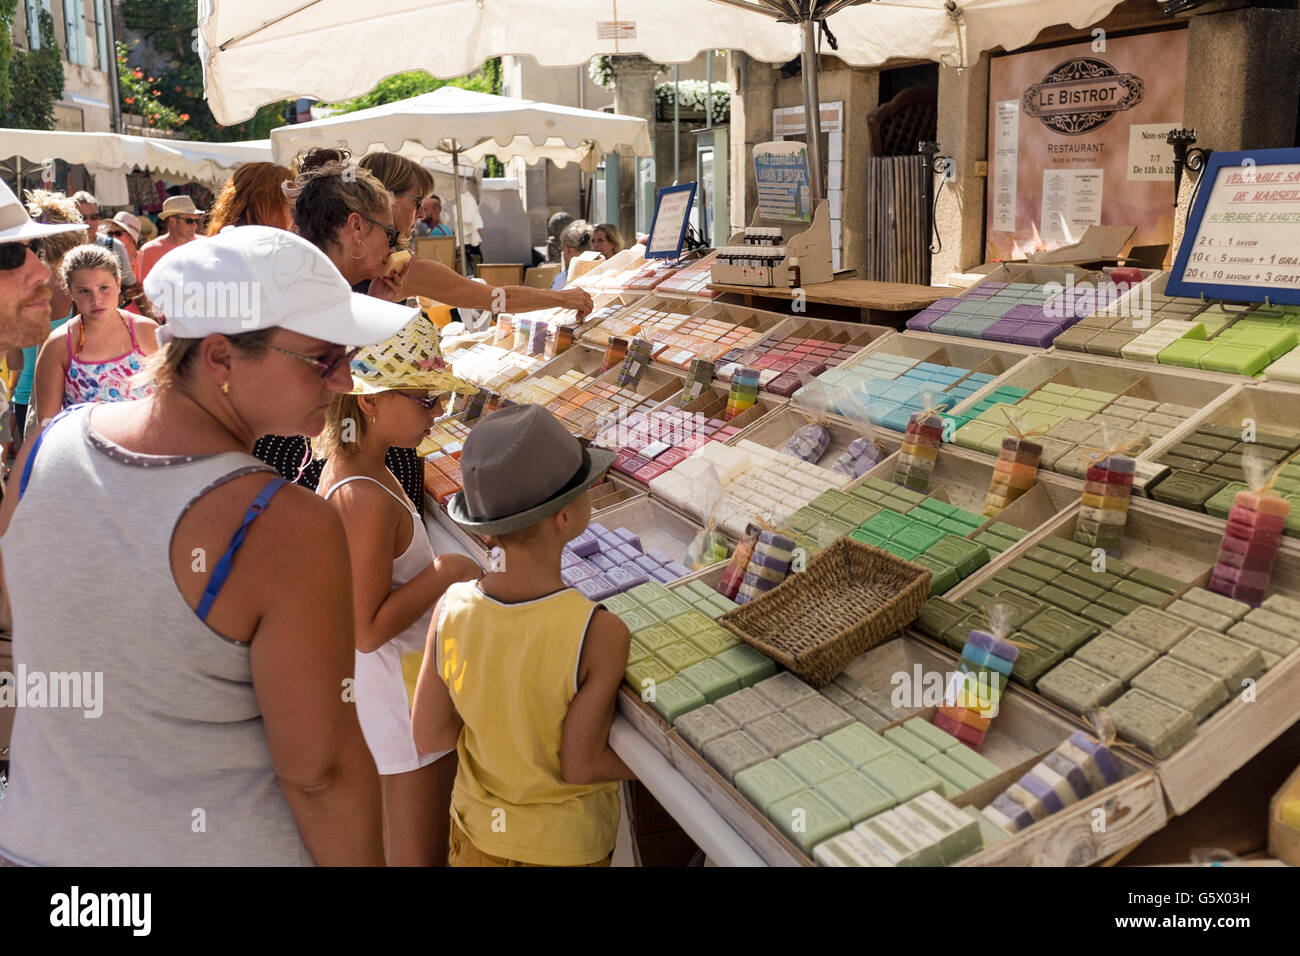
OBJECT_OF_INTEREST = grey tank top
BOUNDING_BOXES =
[0,406,312,866]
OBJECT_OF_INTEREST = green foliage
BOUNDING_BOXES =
[0,0,15,111]
[326,59,504,115]
[120,0,290,140]
[1,8,64,130]
[655,81,730,125]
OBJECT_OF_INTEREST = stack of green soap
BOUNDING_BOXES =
[1149,422,1300,513]
[973,521,1029,554]
[813,790,984,866]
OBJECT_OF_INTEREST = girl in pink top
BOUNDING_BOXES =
[32,243,159,425]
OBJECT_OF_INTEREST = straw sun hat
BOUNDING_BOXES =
[348,313,476,397]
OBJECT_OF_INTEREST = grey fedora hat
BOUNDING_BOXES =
[446,404,615,535]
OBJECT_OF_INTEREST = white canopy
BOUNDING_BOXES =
[269,87,653,172]
[199,0,1125,126]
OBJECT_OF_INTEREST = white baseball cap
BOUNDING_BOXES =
[0,179,88,243]
[144,225,418,347]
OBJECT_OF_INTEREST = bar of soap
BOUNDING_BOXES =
[625,657,675,690]
[754,672,819,709]
[962,804,1010,849]
[647,676,707,722]
[927,752,984,795]
[1131,656,1229,722]
[702,730,769,780]
[768,789,851,854]
[817,770,897,823]
[1227,620,1300,660]
[713,644,777,686]
[674,703,738,749]
[1181,587,1251,622]
[1073,630,1159,683]
[1108,688,1198,759]
[1037,658,1125,714]
[786,695,854,737]
[734,758,806,813]
[1245,607,1300,639]
[688,627,740,657]
[883,725,942,762]
[1261,593,1300,620]
[854,811,943,867]
[714,686,778,726]
[896,793,982,864]
[945,742,1004,781]
[813,829,895,867]
[1168,629,1264,693]
[677,657,742,703]
[1112,607,1194,652]
[821,722,901,767]
[861,752,945,802]
[1164,599,1234,634]
[779,739,852,785]
[904,716,963,753]
[746,712,815,756]
[655,641,709,673]
[1023,607,1098,653]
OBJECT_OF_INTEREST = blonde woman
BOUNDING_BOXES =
[31,244,159,426]
[316,321,482,866]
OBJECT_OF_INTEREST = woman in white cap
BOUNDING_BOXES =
[0,225,417,866]
[136,195,204,282]
[316,321,482,866]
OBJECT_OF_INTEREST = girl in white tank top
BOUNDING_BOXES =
[317,382,481,866]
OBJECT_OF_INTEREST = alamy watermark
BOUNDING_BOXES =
[0,667,103,719]
[1042,275,1153,329]
[891,664,1002,717]
[149,279,263,329]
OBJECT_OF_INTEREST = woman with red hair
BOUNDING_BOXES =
[207,162,296,233]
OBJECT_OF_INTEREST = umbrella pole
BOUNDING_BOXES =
[452,145,469,275]
[801,18,825,203]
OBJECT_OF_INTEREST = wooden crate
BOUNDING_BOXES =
[590,476,645,514]
[590,495,718,576]
[946,502,1300,815]
[531,342,610,380]
[962,352,1242,437]
[581,294,705,348]
[672,382,784,430]
[858,442,1082,537]
[1134,382,1300,537]
[726,404,877,470]
[618,633,1165,866]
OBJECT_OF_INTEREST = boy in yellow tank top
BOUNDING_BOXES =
[411,404,635,866]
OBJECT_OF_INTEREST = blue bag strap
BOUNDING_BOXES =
[196,477,289,623]
[18,406,82,501]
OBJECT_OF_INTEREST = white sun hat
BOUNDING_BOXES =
[144,224,418,347]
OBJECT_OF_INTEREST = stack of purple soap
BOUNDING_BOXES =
[905,281,1088,348]
[560,521,693,600]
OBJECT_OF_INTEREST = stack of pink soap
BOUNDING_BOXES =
[1209,490,1291,604]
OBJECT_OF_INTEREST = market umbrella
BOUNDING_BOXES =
[199,0,1126,199]
[270,86,652,271]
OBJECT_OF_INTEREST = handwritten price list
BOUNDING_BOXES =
[1180,163,1300,291]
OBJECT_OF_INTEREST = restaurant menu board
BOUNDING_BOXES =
[754,141,812,222]
[1167,148,1300,306]
[646,183,697,260]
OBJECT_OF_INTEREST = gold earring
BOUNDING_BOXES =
[349,240,366,260]
[221,382,230,394]
[369,415,377,424]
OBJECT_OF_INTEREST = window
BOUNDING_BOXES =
[24,0,42,49]
[64,0,88,66]
[94,0,110,72]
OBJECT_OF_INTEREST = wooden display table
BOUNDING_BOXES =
[707,278,949,327]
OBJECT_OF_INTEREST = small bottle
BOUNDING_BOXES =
[787,255,801,289]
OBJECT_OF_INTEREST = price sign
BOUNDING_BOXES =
[1167,148,1300,306]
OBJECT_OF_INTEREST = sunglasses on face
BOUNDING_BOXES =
[105,229,127,239]
[395,391,445,410]
[362,215,400,249]
[0,238,43,271]
[176,217,202,225]
[267,344,361,379]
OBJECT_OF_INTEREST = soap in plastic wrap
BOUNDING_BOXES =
[831,436,884,478]
[781,423,831,463]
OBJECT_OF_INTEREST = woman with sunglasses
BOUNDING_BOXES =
[315,323,482,866]
[0,226,418,865]
[253,155,430,511]
[31,244,159,427]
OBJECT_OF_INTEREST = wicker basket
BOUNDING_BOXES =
[717,538,932,687]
